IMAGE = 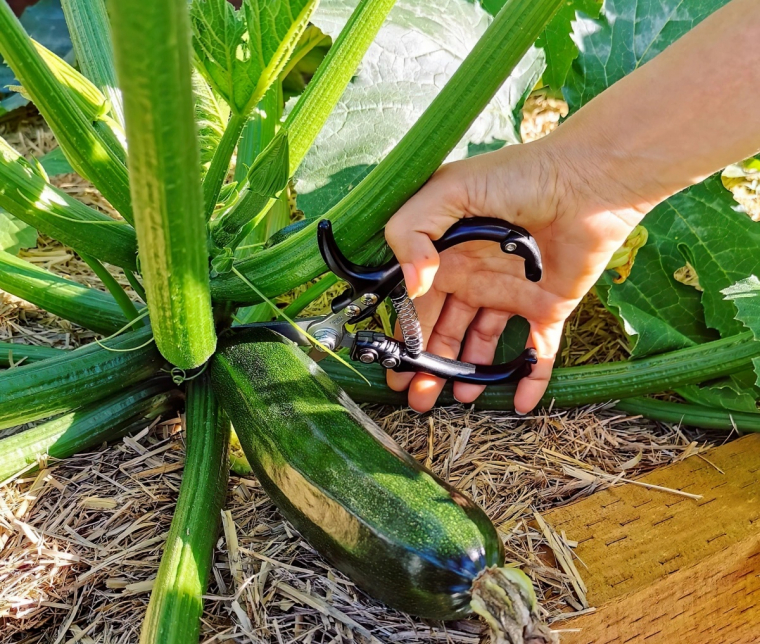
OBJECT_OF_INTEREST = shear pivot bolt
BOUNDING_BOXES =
[361,293,378,306]
[359,350,376,364]
[381,357,399,368]
[504,242,517,252]
[345,304,362,318]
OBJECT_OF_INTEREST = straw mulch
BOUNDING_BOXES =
[0,95,743,643]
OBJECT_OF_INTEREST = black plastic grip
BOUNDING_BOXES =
[319,216,543,319]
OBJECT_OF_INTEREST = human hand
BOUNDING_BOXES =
[384,135,647,413]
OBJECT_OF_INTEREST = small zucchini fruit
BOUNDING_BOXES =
[210,328,555,643]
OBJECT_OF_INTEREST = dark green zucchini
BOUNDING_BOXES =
[210,327,554,642]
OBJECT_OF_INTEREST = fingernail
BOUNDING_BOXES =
[401,263,419,298]
[515,409,527,417]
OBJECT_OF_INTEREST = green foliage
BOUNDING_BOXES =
[296,0,546,218]
[723,276,760,386]
[0,210,36,255]
[192,72,230,177]
[190,0,318,116]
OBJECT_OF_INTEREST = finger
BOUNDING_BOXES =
[384,167,469,298]
[386,287,446,392]
[408,296,478,412]
[513,321,565,415]
[452,308,511,404]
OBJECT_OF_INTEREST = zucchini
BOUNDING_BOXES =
[110,0,217,369]
[140,374,229,644]
[0,250,130,335]
[210,328,555,641]
[321,331,760,409]
[0,380,178,481]
[0,327,163,430]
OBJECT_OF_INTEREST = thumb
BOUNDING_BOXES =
[384,166,469,298]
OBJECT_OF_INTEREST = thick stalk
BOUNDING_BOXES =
[203,113,247,220]
[61,0,124,126]
[0,1,132,221]
[211,0,564,303]
[0,380,177,481]
[614,397,760,432]
[0,326,162,430]
[285,0,397,174]
[0,250,129,335]
[79,253,142,323]
[0,136,138,270]
[110,0,216,369]
[322,332,760,409]
[140,375,229,644]
[0,343,63,367]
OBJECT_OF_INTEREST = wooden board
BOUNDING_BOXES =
[543,434,760,644]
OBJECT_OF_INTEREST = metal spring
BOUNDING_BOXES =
[390,287,423,357]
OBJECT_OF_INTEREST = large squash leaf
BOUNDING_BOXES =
[566,0,753,359]
[564,0,731,113]
[481,0,602,91]
[723,276,760,386]
[294,0,546,219]
[190,0,318,116]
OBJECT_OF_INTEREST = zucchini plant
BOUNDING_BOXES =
[1,0,759,641]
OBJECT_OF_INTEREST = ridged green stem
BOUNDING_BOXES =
[61,0,124,126]
[0,1,132,220]
[0,250,129,335]
[284,0,397,174]
[203,113,247,220]
[140,374,229,644]
[110,0,216,369]
[0,137,138,270]
[614,397,760,432]
[0,380,177,481]
[322,332,760,409]
[79,253,142,323]
[0,343,64,367]
[211,0,564,303]
[0,327,162,430]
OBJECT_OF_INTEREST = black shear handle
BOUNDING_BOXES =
[395,348,537,385]
[319,216,543,317]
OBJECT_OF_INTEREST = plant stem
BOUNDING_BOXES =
[0,250,129,335]
[614,397,760,432]
[203,113,247,220]
[282,273,339,318]
[140,374,229,644]
[0,136,138,270]
[0,380,176,482]
[322,331,760,409]
[61,0,124,126]
[0,326,161,431]
[284,0,397,174]
[212,0,564,303]
[0,0,133,221]
[126,270,148,303]
[111,0,216,369]
[0,343,64,367]
[79,253,143,323]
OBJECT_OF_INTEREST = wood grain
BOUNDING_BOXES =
[545,434,760,644]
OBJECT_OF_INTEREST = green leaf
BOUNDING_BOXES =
[481,0,601,91]
[294,0,546,219]
[191,0,319,116]
[600,176,760,356]
[723,276,760,387]
[192,71,231,177]
[38,146,74,176]
[494,316,530,364]
[564,0,731,113]
[0,209,37,254]
[677,378,758,413]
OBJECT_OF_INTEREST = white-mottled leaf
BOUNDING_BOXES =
[294,0,545,219]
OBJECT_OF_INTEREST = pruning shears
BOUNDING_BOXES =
[244,216,543,385]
